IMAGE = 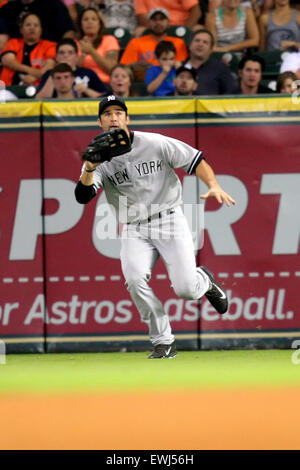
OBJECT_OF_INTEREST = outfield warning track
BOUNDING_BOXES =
[0,387,299,449]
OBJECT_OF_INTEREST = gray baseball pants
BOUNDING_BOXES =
[120,206,210,345]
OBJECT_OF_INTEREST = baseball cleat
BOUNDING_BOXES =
[200,266,228,314]
[148,341,177,359]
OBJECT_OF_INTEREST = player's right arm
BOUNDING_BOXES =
[80,161,100,183]
[75,162,100,204]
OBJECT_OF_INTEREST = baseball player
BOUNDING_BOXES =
[75,95,236,359]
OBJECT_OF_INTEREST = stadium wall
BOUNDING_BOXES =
[0,97,299,353]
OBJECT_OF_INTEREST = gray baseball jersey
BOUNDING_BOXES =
[81,131,203,223]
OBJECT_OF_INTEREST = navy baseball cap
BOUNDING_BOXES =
[176,64,197,80]
[98,95,128,117]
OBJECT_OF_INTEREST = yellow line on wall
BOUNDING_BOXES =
[46,334,197,343]
[200,331,300,339]
[197,116,300,124]
[2,331,299,344]
[0,123,40,129]
[41,116,300,129]
[3,338,45,344]
[43,119,195,128]
[197,96,300,113]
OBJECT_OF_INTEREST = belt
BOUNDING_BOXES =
[127,208,175,225]
[146,208,175,223]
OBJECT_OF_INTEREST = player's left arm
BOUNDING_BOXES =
[195,159,236,206]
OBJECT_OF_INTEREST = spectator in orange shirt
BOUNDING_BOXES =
[134,0,202,35]
[77,7,120,83]
[0,12,56,86]
[120,8,188,68]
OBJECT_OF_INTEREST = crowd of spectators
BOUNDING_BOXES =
[0,0,299,101]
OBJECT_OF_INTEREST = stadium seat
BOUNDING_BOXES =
[140,28,151,35]
[106,27,132,50]
[211,51,240,74]
[260,78,277,92]
[255,50,285,78]
[166,25,193,46]
[132,81,148,96]
[130,62,152,82]
[6,85,37,99]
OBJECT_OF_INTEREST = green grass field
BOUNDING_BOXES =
[1,350,300,394]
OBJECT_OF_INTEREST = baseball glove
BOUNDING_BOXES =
[82,128,131,163]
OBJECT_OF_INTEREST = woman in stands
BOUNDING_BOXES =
[205,0,259,53]
[0,13,56,86]
[77,7,120,83]
[259,0,300,51]
[106,63,140,96]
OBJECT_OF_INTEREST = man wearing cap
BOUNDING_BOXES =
[171,63,197,95]
[75,94,236,359]
[134,0,202,32]
[120,8,188,68]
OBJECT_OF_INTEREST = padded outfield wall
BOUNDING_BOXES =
[0,96,299,353]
